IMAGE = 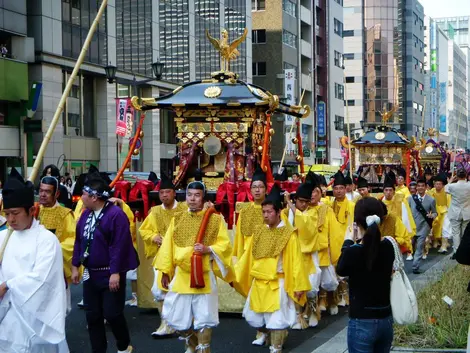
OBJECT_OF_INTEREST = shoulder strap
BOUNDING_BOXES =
[385,236,403,271]
[0,228,14,265]
[412,194,433,227]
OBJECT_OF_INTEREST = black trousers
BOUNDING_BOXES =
[83,274,130,353]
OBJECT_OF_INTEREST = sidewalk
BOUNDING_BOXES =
[291,254,457,353]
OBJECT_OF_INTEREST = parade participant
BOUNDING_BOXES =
[283,181,325,328]
[316,174,332,206]
[396,169,411,199]
[292,172,300,182]
[41,164,72,208]
[233,165,267,260]
[426,179,434,191]
[409,181,417,195]
[38,175,77,314]
[445,169,470,254]
[331,171,355,307]
[235,184,310,353]
[378,202,412,253]
[356,176,370,199]
[345,175,360,202]
[407,179,437,274]
[71,172,138,353]
[139,173,187,337]
[0,167,68,352]
[155,181,233,353]
[74,166,138,307]
[381,171,416,260]
[427,172,451,252]
[424,167,433,183]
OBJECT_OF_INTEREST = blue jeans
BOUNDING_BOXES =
[347,316,394,353]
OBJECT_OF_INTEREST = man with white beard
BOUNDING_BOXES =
[0,167,68,352]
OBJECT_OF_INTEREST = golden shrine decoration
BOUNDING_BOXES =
[206,28,248,73]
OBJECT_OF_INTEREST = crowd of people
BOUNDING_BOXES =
[0,163,468,353]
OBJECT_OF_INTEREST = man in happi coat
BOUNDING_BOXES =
[235,184,310,353]
[139,173,187,337]
[71,172,138,353]
[155,181,233,353]
[0,167,68,352]
[38,175,77,314]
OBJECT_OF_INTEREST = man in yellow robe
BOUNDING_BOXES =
[381,171,416,260]
[396,169,411,199]
[330,171,355,308]
[233,165,267,260]
[427,172,452,253]
[356,176,371,199]
[38,175,76,314]
[235,184,310,353]
[155,181,233,353]
[283,181,326,328]
[139,173,187,337]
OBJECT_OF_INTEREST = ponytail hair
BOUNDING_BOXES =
[354,198,386,271]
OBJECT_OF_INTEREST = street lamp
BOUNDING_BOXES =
[104,61,165,84]
[360,120,365,130]
[152,62,165,81]
[105,65,117,84]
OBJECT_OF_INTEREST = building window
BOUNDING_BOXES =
[343,53,355,60]
[335,83,344,100]
[252,29,266,44]
[343,30,354,37]
[62,0,107,65]
[282,0,297,17]
[334,19,343,37]
[334,115,344,131]
[252,0,265,11]
[334,0,343,5]
[344,99,355,106]
[253,62,267,76]
[345,76,355,83]
[334,51,343,67]
[282,29,297,48]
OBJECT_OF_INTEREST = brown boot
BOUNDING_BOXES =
[151,301,175,337]
[292,303,308,330]
[307,297,319,327]
[178,329,197,353]
[337,281,349,307]
[328,291,338,315]
[270,329,288,353]
[432,238,440,249]
[196,327,212,353]
[252,329,269,346]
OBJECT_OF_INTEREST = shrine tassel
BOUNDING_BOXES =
[190,207,218,289]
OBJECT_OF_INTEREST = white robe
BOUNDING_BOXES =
[0,220,69,353]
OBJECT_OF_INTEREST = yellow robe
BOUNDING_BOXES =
[396,185,411,199]
[331,198,355,265]
[379,213,412,252]
[232,202,264,259]
[314,204,342,267]
[155,210,233,294]
[382,194,416,238]
[38,204,77,283]
[234,222,311,312]
[427,189,451,239]
[139,202,188,260]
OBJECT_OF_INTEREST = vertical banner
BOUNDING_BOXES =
[317,101,326,138]
[284,69,295,126]
[116,98,129,136]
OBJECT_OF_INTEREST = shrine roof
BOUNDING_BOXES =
[352,125,410,146]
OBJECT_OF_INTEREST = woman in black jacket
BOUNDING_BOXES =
[337,197,395,353]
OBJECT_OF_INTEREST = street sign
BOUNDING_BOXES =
[317,101,326,138]
[129,137,143,150]
[24,119,42,133]
[26,82,42,118]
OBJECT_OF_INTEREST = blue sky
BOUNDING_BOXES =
[420,0,469,18]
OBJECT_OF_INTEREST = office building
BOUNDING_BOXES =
[343,0,426,138]
[251,0,343,166]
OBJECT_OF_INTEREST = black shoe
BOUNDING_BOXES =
[412,269,423,274]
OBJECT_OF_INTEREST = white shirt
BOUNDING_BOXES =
[0,220,68,352]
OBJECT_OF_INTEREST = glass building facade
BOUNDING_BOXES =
[364,0,404,124]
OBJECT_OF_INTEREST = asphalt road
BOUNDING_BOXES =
[65,249,447,353]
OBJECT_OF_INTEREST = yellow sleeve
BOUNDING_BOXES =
[283,231,311,306]
[120,202,136,244]
[210,217,234,282]
[74,199,84,223]
[394,217,412,251]
[61,212,78,283]
[232,212,245,259]
[328,208,344,266]
[295,208,319,252]
[154,219,175,276]
[139,207,160,259]
[233,235,254,298]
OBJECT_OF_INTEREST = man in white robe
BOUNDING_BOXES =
[0,167,68,353]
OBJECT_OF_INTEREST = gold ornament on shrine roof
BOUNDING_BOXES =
[204,86,222,98]
[206,28,248,73]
